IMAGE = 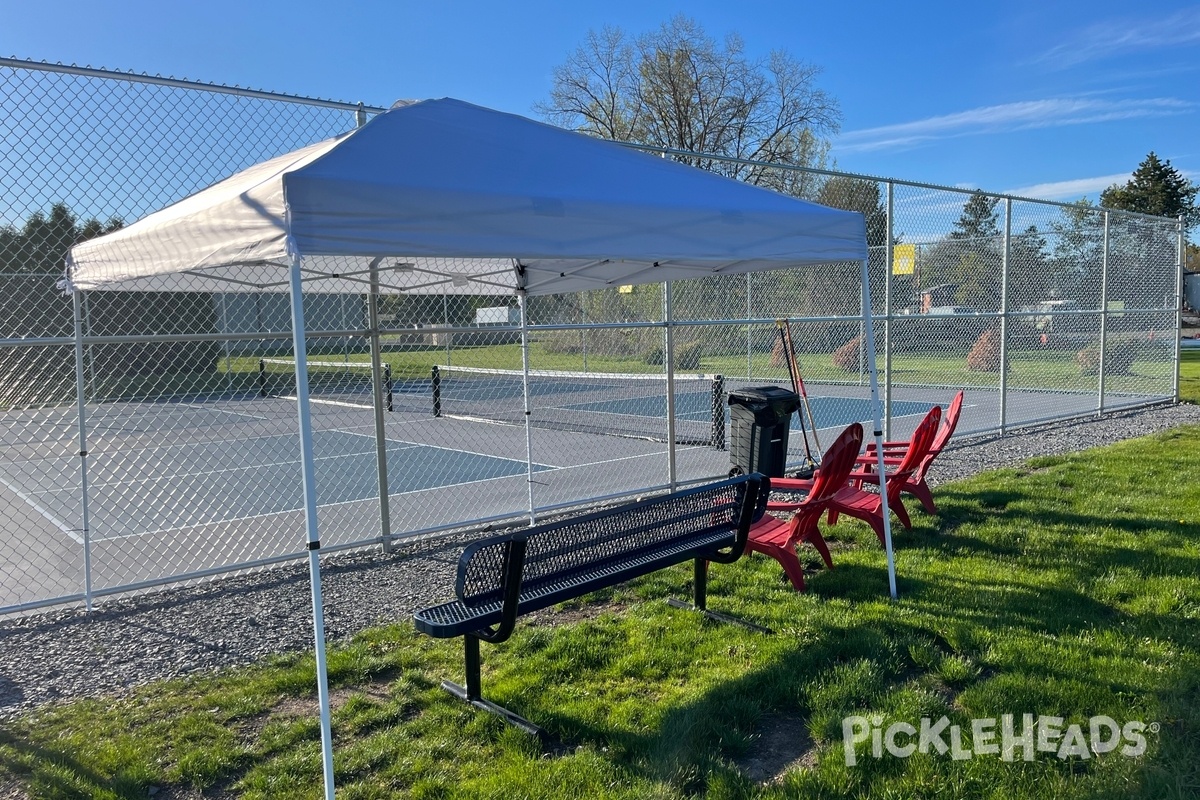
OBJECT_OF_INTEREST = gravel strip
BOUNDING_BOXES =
[1,402,1198,719]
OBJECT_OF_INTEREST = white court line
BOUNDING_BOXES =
[278,394,376,411]
[0,473,81,544]
[328,426,555,468]
[28,443,418,494]
[126,460,557,540]
[175,402,274,422]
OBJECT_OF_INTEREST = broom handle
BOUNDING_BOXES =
[775,320,812,461]
[783,319,823,453]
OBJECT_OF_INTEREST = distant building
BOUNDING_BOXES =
[919,284,958,313]
[475,306,521,326]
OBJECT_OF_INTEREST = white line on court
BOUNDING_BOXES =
[23,440,424,494]
[175,402,274,422]
[327,426,555,468]
[129,464,556,539]
[0,473,82,544]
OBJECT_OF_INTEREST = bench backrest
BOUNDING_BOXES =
[455,474,767,610]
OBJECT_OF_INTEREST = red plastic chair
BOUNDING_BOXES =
[746,423,863,591]
[827,405,942,545]
[858,390,963,515]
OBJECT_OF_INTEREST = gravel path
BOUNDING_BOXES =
[2,402,1198,719]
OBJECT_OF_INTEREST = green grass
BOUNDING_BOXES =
[229,339,1181,396]
[1180,350,1200,404]
[2,426,1199,798]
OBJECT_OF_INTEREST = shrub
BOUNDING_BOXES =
[831,337,862,372]
[966,329,1002,372]
[676,341,703,370]
[769,336,787,368]
[1076,342,1137,376]
[642,345,664,366]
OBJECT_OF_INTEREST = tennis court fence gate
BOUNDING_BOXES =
[0,58,1185,614]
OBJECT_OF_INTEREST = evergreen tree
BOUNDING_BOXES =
[1048,199,1102,302]
[1100,152,1200,230]
[1007,225,1051,305]
[0,204,123,274]
[921,191,1003,310]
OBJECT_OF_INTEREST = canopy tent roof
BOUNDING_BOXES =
[64,98,867,296]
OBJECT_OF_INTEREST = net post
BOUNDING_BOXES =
[431,365,441,417]
[258,358,267,397]
[711,375,726,450]
[385,363,393,413]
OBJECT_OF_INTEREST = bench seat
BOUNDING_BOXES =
[415,525,739,638]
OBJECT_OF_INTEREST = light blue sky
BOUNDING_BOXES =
[5,0,1199,205]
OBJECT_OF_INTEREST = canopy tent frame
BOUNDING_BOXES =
[63,97,896,799]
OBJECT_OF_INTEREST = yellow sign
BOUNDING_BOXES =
[618,285,633,294]
[892,243,915,276]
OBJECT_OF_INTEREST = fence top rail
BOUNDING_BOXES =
[616,142,1184,226]
[1,56,389,116]
[5,57,1180,228]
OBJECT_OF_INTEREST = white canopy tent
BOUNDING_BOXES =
[64,97,895,799]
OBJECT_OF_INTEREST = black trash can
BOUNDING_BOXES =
[727,385,800,478]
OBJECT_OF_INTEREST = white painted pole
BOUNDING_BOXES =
[367,257,393,554]
[663,282,677,490]
[859,258,897,599]
[287,254,337,800]
[519,289,537,523]
[72,291,94,613]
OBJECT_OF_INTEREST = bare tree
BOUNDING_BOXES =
[535,15,840,195]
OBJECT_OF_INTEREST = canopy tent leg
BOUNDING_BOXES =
[287,255,336,800]
[663,282,677,490]
[519,290,537,524]
[859,258,897,599]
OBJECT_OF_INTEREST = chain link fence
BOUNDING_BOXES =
[0,58,1184,614]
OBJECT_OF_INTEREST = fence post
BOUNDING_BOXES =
[1174,215,1185,402]
[884,181,894,438]
[745,273,753,380]
[999,198,1011,434]
[1098,212,1111,415]
[367,258,393,553]
[72,291,94,612]
[518,290,536,523]
[82,292,96,402]
[663,282,677,490]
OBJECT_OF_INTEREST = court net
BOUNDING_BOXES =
[258,358,408,411]
[431,364,727,446]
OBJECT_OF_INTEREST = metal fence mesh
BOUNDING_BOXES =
[0,59,1183,613]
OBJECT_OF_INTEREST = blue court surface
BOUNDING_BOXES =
[1,429,548,541]
[567,392,934,429]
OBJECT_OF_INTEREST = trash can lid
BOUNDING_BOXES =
[727,385,800,414]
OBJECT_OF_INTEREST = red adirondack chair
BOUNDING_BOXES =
[825,404,942,545]
[857,390,963,515]
[745,422,863,591]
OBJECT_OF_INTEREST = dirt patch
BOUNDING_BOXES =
[733,712,819,785]
[523,600,629,628]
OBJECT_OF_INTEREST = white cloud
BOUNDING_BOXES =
[1003,174,1131,201]
[1037,8,1200,68]
[1006,169,1200,202]
[836,97,1193,154]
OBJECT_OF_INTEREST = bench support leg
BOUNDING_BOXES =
[666,559,774,633]
[442,635,546,740]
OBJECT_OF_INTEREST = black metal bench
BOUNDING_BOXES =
[413,473,769,736]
